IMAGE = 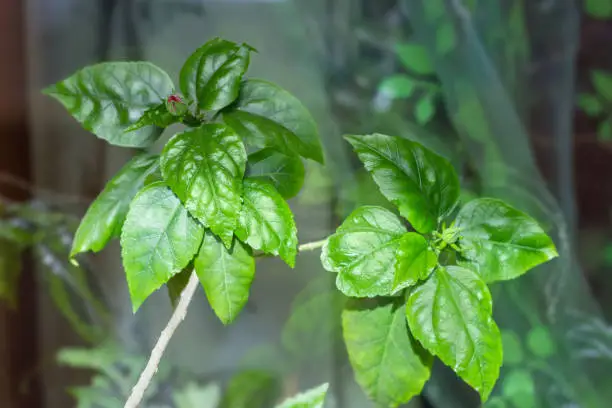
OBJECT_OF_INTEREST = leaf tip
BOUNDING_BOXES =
[41,84,57,96]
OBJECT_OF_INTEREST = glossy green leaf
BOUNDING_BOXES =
[166,267,192,309]
[195,231,255,324]
[393,232,437,291]
[406,265,502,400]
[43,62,174,147]
[345,134,460,233]
[179,38,252,111]
[222,79,324,163]
[502,369,536,408]
[578,94,604,116]
[343,299,432,407]
[321,206,407,297]
[526,326,556,358]
[501,330,524,365]
[585,0,612,18]
[220,370,280,408]
[592,70,612,101]
[125,102,179,132]
[378,75,416,99]
[275,383,329,408]
[71,154,159,258]
[121,182,204,312]
[415,94,436,124]
[235,178,297,267]
[455,198,558,282]
[395,43,435,75]
[161,124,246,247]
[0,239,21,308]
[247,148,305,199]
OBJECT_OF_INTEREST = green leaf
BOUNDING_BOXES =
[161,124,246,247]
[281,283,345,360]
[415,94,436,124]
[321,206,407,297]
[455,198,558,282]
[436,22,457,55]
[502,369,536,408]
[220,370,280,408]
[578,94,604,116]
[125,102,179,132]
[393,232,437,291]
[235,178,297,267]
[247,148,305,199]
[406,265,502,400]
[57,344,119,371]
[485,397,509,408]
[585,0,612,18]
[179,37,252,111]
[592,70,612,101]
[43,62,174,147]
[166,267,192,308]
[195,232,255,324]
[526,326,556,358]
[501,330,524,365]
[395,43,435,75]
[71,153,159,258]
[343,299,432,406]
[378,75,416,99]
[275,383,329,408]
[174,382,221,408]
[345,134,460,233]
[598,120,612,140]
[222,79,324,163]
[121,182,204,312]
[0,239,21,308]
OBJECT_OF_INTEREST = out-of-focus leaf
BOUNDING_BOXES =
[501,330,524,365]
[585,0,612,19]
[275,383,329,408]
[0,239,22,308]
[174,382,222,408]
[395,43,435,75]
[378,75,416,99]
[526,326,556,358]
[220,370,281,408]
[578,94,604,116]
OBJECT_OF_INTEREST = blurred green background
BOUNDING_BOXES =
[2,0,612,407]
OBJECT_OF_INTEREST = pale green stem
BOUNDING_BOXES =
[124,237,328,407]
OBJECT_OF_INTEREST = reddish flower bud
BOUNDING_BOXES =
[165,94,188,116]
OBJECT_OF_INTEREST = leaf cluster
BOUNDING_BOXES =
[45,37,323,323]
[320,133,558,404]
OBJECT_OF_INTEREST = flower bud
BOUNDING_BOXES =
[165,94,188,116]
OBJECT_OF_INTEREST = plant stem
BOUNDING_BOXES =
[124,237,328,407]
[124,270,200,408]
[298,239,327,252]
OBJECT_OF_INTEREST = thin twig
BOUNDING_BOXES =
[124,270,200,408]
[123,238,328,407]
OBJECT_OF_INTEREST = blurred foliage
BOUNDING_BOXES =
[579,70,612,140]
[585,0,612,19]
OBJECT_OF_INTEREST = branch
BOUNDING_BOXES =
[124,270,200,408]
[123,238,328,407]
